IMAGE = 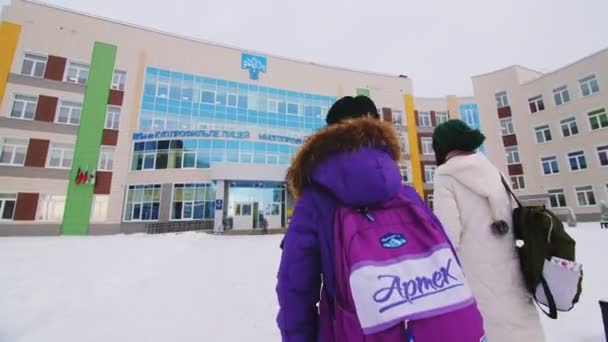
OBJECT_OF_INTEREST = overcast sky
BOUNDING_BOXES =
[2,0,607,96]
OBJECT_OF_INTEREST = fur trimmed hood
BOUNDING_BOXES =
[287,118,402,203]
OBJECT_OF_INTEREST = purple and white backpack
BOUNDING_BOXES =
[328,190,486,341]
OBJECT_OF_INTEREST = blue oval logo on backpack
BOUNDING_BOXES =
[380,233,407,248]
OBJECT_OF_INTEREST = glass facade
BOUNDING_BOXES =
[133,67,336,169]
[131,138,300,170]
[171,183,216,220]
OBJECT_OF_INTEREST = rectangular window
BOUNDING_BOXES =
[462,109,476,126]
[36,195,66,221]
[500,118,514,136]
[124,184,161,221]
[171,183,216,221]
[553,86,570,106]
[548,189,567,208]
[56,100,82,125]
[0,137,28,166]
[560,117,579,137]
[427,194,434,209]
[267,99,278,113]
[227,93,238,107]
[567,150,587,171]
[579,75,600,96]
[65,61,89,84]
[392,110,404,126]
[91,195,109,222]
[400,165,409,183]
[105,106,120,130]
[575,185,597,207]
[47,143,74,169]
[287,103,299,115]
[597,145,608,167]
[0,194,17,220]
[418,111,432,128]
[588,108,608,130]
[534,125,552,143]
[506,146,520,165]
[111,70,127,91]
[21,53,47,78]
[511,176,525,190]
[201,90,216,104]
[99,146,114,171]
[424,165,436,184]
[528,95,545,113]
[541,156,560,175]
[435,111,448,124]
[421,137,434,155]
[10,94,37,120]
[495,91,509,108]
[156,80,169,98]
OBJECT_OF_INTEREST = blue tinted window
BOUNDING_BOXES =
[212,140,226,149]
[144,141,157,151]
[202,91,215,104]
[254,142,266,153]
[240,141,253,151]
[287,103,298,114]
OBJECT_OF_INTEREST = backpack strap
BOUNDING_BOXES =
[534,275,558,319]
[499,174,523,208]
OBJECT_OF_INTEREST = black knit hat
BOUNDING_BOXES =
[325,95,380,125]
[432,119,486,165]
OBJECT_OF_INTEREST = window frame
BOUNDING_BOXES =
[553,85,570,106]
[579,74,600,97]
[495,91,509,108]
[0,137,28,166]
[98,146,115,171]
[548,189,567,208]
[534,124,552,144]
[0,194,17,220]
[20,52,47,78]
[10,93,38,120]
[596,144,608,168]
[567,150,588,172]
[420,137,434,155]
[64,60,90,85]
[505,146,520,165]
[500,118,514,136]
[588,108,608,131]
[511,175,525,190]
[105,106,121,130]
[55,100,82,126]
[423,165,436,184]
[123,184,162,222]
[170,183,216,221]
[111,70,127,91]
[46,142,74,169]
[528,95,545,113]
[156,79,169,98]
[435,111,448,125]
[418,111,432,128]
[540,155,560,175]
[574,185,597,207]
[560,116,579,138]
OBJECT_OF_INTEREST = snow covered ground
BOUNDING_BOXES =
[0,223,606,342]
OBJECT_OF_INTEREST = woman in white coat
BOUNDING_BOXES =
[432,119,545,342]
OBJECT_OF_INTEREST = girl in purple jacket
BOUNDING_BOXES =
[276,96,433,341]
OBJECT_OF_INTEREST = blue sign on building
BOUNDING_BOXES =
[241,53,267,80]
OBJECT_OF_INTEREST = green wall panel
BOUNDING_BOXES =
[356,88,370,97]
[61,42,117,235]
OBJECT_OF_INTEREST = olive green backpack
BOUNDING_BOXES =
[500,176,583,319]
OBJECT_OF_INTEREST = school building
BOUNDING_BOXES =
[0,0,605,236]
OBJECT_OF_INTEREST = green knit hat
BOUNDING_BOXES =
[432,119,486,165]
